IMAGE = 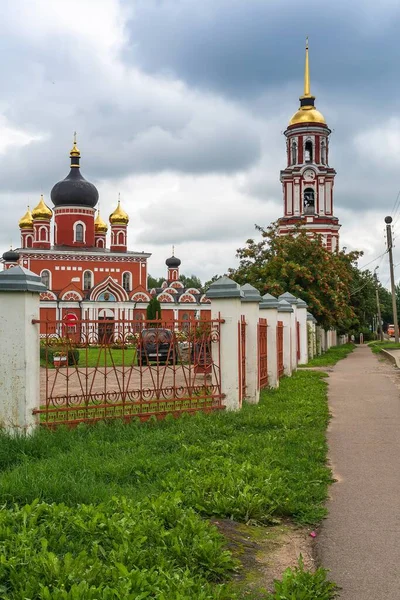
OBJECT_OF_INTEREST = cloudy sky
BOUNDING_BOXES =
[2,0,400,285]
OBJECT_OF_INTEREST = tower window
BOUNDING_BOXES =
[39,226,48,241]
[26,235,33,248]
[291,141,297,165]
[122,272,131,292]
[305,140,313,163]
[118,231,125,245]
[83,270,93,290]
[75,223,84,243]
[321,141,326,164]
[41,270,50,289]
[303,188,315,214]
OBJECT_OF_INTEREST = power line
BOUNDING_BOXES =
[358,250,388,271]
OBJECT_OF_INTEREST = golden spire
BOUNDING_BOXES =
[303,37,311,98]
[32,194,53,220]
[18,205,34,229]
[288,37,326,127]
[70,131,80,158]
[109,195,129,225]
[95,209,108,233]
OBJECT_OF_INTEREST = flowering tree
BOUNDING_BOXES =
[228,223,363,330]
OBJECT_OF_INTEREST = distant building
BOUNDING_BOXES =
[278,39,341,251]
[2,138,210,333]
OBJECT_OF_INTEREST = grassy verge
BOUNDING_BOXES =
[0,371,335,599]
[368,340,400,354]
[40,346,138,368]
[300,343,354,367]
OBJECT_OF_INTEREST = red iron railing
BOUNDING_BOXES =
[277,321,284,378]
[33,316,224,427]
[258,318,268,389]
[238,315,246,406]
[296,320,301,361]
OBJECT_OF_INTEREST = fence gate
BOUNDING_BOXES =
[296,320,301,361]
[277,321,284,378]
[238,315,246,406]
[33,316,224,427]
[257,317,268,389]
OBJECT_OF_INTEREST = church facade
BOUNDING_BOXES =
[278,40,341,251]
[2,139,210,332]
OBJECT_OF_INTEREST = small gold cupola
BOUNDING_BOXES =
[109,196,129,225]
[19,206,34,229]
[70,131,81,165]
[289,38,326,127]
[95,209,108,233]
[32,195,53,220]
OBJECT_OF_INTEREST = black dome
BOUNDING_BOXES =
[166,255,181,268]
[51,168,99,208]
[2,249,20,262]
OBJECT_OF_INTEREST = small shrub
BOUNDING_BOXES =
[266,556,338,599]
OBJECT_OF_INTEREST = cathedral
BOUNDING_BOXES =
[278,40,341,251]
[1,138,210,331]
[2,40,340,321]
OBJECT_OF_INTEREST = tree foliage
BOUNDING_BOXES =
[228,223,364,330]
[146,296,162,321]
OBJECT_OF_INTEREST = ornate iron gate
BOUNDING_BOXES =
[257,317,268,389]
[277,321,284,378]
[238,315,246,406]
[34,316,224,427]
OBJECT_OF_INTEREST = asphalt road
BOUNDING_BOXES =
[317,345,400,599]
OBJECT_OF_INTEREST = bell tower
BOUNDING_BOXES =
[278,39,340,252]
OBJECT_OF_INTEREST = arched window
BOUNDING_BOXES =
[75,223,84,243]
[83,270,93,290]
[118,231,125,245]
[321,141,326,165]
[39,227,48,241]
[26,235,33,248]
[41,270,50,289]
[96,238,104,248]
[305,140,313,163]
[303,188,315,214]
[122,272,131,292]
[291,141,297,165]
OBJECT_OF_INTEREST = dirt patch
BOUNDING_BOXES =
[213,519,316,596]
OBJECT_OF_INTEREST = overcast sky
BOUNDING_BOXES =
[1,0,400,285]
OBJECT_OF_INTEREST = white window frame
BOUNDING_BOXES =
[83,270,94,290]
[74,221,86,243]
[40,269,51,290]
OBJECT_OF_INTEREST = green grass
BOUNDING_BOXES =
[300,343,354,367]
[368,340,400,354]
[40,346,138,368]
[0,371,335,599]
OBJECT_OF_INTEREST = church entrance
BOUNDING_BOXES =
[98,308,114,343]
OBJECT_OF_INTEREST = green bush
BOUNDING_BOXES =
[40,346,80,366]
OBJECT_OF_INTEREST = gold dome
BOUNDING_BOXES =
[109,198,129,225]
[19,206,34,229]
[70,131,80,158]
[32,195,53,220]
[289,107,326,126]
[95,210,108,233]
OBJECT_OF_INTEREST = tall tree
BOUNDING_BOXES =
[228,222,362,330]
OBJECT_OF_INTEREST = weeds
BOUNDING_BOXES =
[300,343,354,367]
[0,371,334,598]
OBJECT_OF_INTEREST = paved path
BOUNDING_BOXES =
[317,346,400,599]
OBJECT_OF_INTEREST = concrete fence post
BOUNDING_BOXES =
[296,297,308,365]
[259,293,279,388]
[278,292,299,371]
[307,312,316,360]
[0,266,46,434]
[277,299,294,376]
[206,276,243,411]
[240,284,262,404]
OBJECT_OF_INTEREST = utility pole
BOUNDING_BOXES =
[385,216,399,343]
[374,272,383,342]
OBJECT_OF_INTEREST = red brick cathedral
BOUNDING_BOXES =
[2,138,210,326]
[278,40,340,251]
